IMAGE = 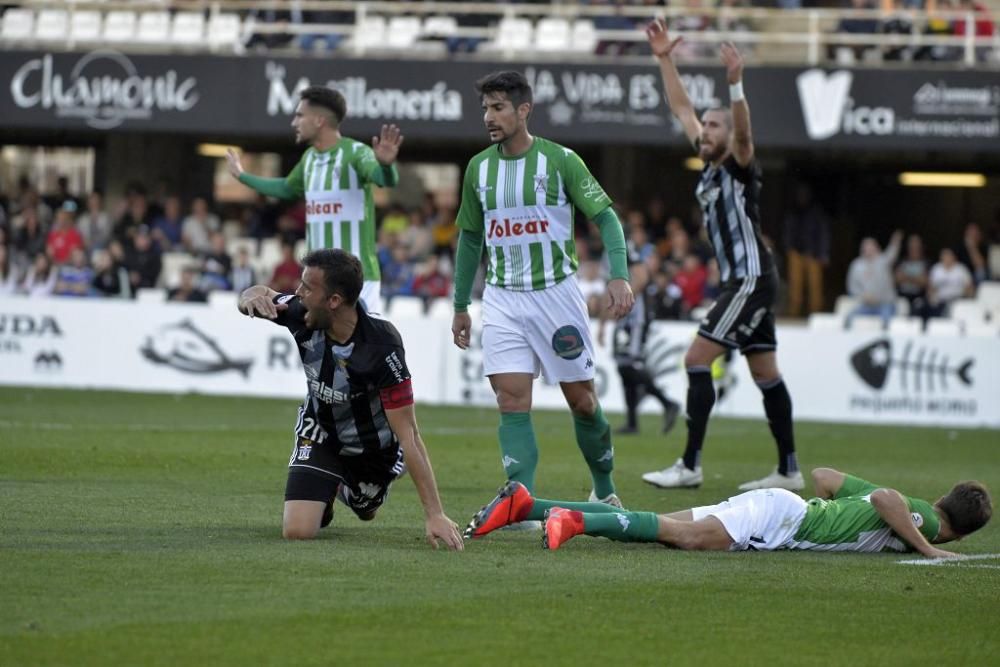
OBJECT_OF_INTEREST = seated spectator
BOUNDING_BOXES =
[378,204,409,247]
[182,197,221,255]
[956,222,989,284]
[46,201,85,266]
[270,242,302,293]
[895,233,929,317]
[292,6,352,52]
[21,253,56,297]
[168,267,208,304]
[627,223,657,262]
[77,191,112,250]
[411,255,452,306]
[126,226,163,291]
[829,0,881,63]
[593,0,641,56]
[200,231,233,292]
[12,207,47,269]
[954,0,995,62]
[927,248,974,317]
[674,254,708,315]
[230,247,258,294]
[882,0,915,61]
[0,244,20,295]
[91,248,130,298]
[431,209,458,259]
[846,230,903,325]
[113,183,154,246]
[915,0,961,61]
[403,208,435,262]
[152,195,185,251]
[54,247,95,297]
[380,242,416,300]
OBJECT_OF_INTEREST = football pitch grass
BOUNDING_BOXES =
[2,387,999,666]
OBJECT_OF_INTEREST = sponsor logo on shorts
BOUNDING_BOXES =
[551,325,585,360]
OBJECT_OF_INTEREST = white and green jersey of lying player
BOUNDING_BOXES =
[791,474,940,552]
[285,137,386,281]
[456,137,611,291]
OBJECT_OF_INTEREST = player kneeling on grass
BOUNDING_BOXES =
[466,468,990,557]
[239,248,463,549]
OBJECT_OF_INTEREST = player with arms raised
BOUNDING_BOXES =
[641,22,802,492]
[452,71,634,520]
[228,85,402,315]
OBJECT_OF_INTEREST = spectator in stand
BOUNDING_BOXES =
[895,233,929,318]
[47,175,80,212]
[592,0,641,56]
[704,258,722,303]
[181,197,221,255]
[12,207,47,269]
[200,231,233,292]
[54,247,94,297]
[663,227,691,275]
[106,240,132,299]
[431,208,458,260]
[168,267,208,303]
[13,188,53,229]
[126,226,163,292]
[954,0,996,62]
[380,241,416,302]
[784,183,831,317]
[291,4,352,52]
[269,241,302,293]
[91,248,130,298]
[230,247,258,294]
[829,0,881,63]
[46,201,85,266]
[113,183,154,245]
[916,0,961,61]
[846,230,903,325]
[927,248,974,317]
[77,191,112,250]
[411,255,452,307]
[21,253,56,297]
[627,223,657,262]
[673,254,708,316]
[378,204,409,247]
[403,208,435,262]
[0,244,20,295]
[956,222,989,284]
[152,195,185,251]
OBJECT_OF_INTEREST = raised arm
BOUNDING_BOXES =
[238,284,284,318]
[384,404,464,551]
[720,42,753,167]
[227,148,303,200]
[645,19,702,150]
[869,488,958,559]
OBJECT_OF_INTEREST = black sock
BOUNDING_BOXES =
[759,377,797,475]
[618,366,640,428]
[636,367,673,410]
[682,367,715,470]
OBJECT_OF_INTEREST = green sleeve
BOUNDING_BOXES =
[284,156,306,196]
[353,143,399,187]
[905,497,941,542]
[834,474,880,499]
[594,207,629,282]
[453,228,484,313]
[238,172,300,200]
[455,161,484,233]
[562,150,613,219]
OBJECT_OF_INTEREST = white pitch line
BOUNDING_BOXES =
[897,553,1000,566]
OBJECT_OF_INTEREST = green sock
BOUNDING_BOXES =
[582,511,661,543]
[525,497,621,522]
[573,404,615,498]
[498,412,539,493]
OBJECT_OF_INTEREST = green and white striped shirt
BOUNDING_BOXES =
[286,138,387,281]
[456,137,611,291]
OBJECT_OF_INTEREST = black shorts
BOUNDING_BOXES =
[698,273,777,354]
[284,436,405,517]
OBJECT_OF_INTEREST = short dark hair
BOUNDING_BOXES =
[301,249,362,306]
[300,85,347,124]
[937,481,992,536]
[475,71,533,109]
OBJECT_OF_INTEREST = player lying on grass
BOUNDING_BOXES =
[465,468,991,557]
[239,249,463,549]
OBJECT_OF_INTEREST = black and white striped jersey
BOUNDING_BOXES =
[271,295,413,457]
[694,156,774,284]
[613,284,653,363]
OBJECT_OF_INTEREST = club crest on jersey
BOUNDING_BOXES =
[551,325,585,360]
[533,174,548,193]
[476,184,494,194]
[297,442,312,461]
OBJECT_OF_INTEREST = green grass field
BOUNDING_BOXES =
[2,387,999,666]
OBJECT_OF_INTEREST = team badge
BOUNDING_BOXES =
[297,442,312,461]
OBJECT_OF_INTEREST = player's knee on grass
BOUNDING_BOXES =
[282,500,325,540]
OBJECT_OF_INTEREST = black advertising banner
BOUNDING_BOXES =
[2,49,998,152]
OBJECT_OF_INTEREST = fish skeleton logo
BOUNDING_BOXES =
[796,69,853,140]
[140,319,253,376]
[850,339,973,393]
[551,325,585,360]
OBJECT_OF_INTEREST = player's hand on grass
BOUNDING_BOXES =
[606,278,635,320]
[720,42,744,85]
[372,124,404,165]
[225,148,244,179]
[645,18,682,58]
[242,295,287,319]
[923,547,961,559]
[426,514,464,551]
[452,312,472,349]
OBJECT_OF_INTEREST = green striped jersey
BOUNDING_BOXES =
[286,138,383,281]
[456,137,612,291]
[789,474,940,552]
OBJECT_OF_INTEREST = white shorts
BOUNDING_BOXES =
[481,276,596,384]
[691,488,807,551]
[360,280,382,316]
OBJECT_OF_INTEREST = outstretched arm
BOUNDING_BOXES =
[645,19,702,150]
[227,148,302,199]
[869,489,958,558]
[720,42,753,167]
[238,285,284,318]
[385,403,464,551]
